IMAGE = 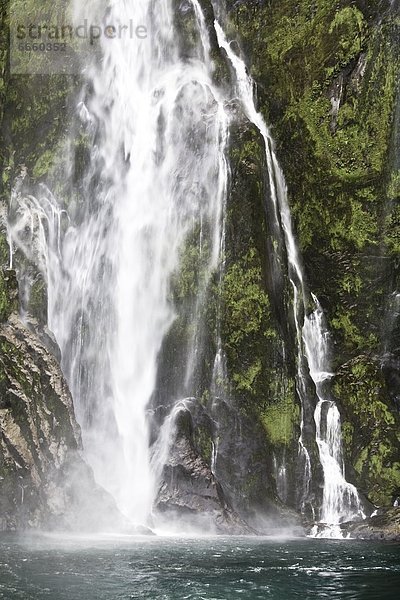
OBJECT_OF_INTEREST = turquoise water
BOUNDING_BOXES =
[0,534,399,599]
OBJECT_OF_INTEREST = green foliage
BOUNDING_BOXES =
[233,358,262,393]
[328,7,364,62]
[0,269,18,322]
[331,309,377,352]
[384,199,400,255]
[32,149,54,179]
[388,171,400,200]
[222,248,271,348]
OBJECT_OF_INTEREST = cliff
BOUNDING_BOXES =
[221,0,400,508]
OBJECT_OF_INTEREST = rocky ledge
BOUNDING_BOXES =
[341,508,400,541]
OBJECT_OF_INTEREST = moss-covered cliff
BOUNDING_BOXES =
[226,0,400,506]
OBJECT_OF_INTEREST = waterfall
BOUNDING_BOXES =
[214,22,364,534]
[214,22,313,514]
[9,0,229,528]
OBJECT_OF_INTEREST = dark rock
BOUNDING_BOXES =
[23,315,62,362]
[127,524,156,536]
[210,399,303,534]
[154,405,255,534]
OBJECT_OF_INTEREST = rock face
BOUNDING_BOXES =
[153,400,303,534]
[154,404,255,534]
[0,269,123,531]
[224,0,400,510]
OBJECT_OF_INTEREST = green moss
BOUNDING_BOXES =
[233,359,262,393]
[172,228,212,305]
[384,200,400,255]
[7,73,77,174]
[222,248,271,348]
[260,378,299,447]
[388,171,400,200]
[221,247,275,397]
[0,269,18,322]
[32,149,55,179]
[341,420,354,450]
[331,310,368,350]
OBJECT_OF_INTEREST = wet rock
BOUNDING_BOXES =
[126,524,156,536]
[210,399,303,534]
[341,508,400,541]
[154,405,255,534]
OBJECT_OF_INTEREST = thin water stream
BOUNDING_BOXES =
[215,22,364,532]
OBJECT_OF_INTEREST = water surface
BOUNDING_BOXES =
[1,534,399,599]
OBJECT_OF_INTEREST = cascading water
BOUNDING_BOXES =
[303,297,365,536]
[9,0,229,527]
[215,22,364,534]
